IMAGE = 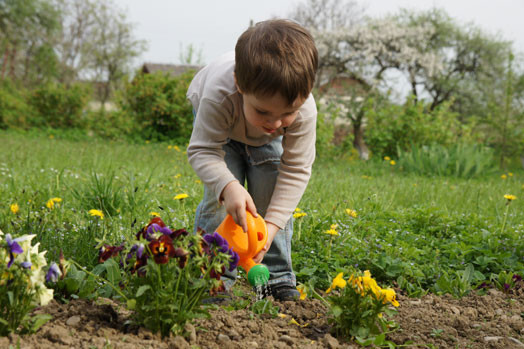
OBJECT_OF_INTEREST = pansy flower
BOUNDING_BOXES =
[46,262,61,283]
[149,234,176,264]
[98,243,124,263]
[173,247,189,268]
[146,223,173,238]
[202,232,240,272]
[136,217,167,240]
[326,272,347,293]
[6,233,24,268]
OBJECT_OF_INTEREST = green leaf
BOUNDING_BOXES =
[30,314,53,333]
[331,305,342,317]
[136,285,151,298]
[127,299,136,310]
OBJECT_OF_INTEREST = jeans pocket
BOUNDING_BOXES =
[246,136,283,166]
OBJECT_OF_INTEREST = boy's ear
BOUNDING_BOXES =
[234,73,243,94]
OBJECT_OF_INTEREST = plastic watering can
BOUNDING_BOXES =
[215,212,270,287]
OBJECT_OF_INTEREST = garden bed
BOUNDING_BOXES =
[2,285,523,349]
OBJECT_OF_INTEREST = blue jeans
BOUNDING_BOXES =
[194,138,296,290]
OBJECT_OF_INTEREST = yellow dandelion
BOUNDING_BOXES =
[174,145,181,152]
[326,272,347,293]
[174,193,189,200]
[345,208,357,218]
[174,174,182,179]
[384,156,391,161]
[504,194,516,201]
[88,209,104,219]
[277,313,287,318]
[49,135,54,139]
[390,160,396,166]
[46,197,62,210]
[324,228,339,236]
[508,172,513,177]
[501,174,507,179]
[150,211,161,217]
[10,203,19,214]
[168,145,172,149]
[195,179,202,184]
[293,212,307,219]
[145,140,150,144]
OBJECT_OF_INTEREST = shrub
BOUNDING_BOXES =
[119,71,195,143]
[30,83,91,129]
[397,143,498,178]
[365,97,470,158]
[0,80,35,129]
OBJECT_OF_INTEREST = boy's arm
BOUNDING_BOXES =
[264,96,317,229]
[187,98,258,231]
[253,97,317,262]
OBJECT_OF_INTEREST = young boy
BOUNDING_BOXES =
[187,19,318,301]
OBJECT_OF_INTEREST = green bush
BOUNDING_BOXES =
[397,143,498,178]
[0,80,35,129]
[85,109,138,140]
[30,83,91,128]
[119,71,195,143]
[365,97,470,158]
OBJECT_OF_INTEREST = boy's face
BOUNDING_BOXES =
[240,92,307,135]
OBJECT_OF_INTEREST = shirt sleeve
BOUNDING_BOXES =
[264,98,317,228]
[187,98,238,202]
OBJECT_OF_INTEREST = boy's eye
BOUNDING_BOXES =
[255,109,268,115]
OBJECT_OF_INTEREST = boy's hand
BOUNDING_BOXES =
[221,181,258,232]
[252,222,279,264]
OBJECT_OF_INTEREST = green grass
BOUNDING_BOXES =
[1,130,523,297]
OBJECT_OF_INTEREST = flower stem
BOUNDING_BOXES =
[501,204,510,234]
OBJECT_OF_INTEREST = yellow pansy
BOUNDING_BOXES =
[326,272,347,293]
[174,193,189,200]
[379,288,399,307]
[88,209,104,219]
[297,284,307,300]
[10,203,19,214]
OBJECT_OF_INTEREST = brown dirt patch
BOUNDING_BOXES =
[2,285,524,348]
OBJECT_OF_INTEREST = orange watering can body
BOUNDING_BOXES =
[216,212,270,286]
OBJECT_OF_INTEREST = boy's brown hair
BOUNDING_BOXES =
[235,19,318,105]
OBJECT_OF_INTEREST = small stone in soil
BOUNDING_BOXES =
[66,315,81,326]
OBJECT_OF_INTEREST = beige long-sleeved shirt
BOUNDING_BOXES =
[186,52,317,229]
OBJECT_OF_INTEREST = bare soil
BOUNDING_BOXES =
[2,284,524,349]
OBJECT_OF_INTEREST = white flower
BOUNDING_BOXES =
[35,285,54,306]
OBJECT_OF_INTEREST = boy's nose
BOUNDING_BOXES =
[267,119,282,129]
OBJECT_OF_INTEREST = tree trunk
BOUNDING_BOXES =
[1,46,10,79]
[352,123,369,160]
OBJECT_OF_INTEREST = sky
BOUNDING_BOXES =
[114,0,524,66]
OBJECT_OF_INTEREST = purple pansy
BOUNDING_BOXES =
[228,248,240,272]
[202,232,240,272]
[6,234,24,268]
[46,262,61,282]
[21,261,32,269]
[146,223,173,239]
